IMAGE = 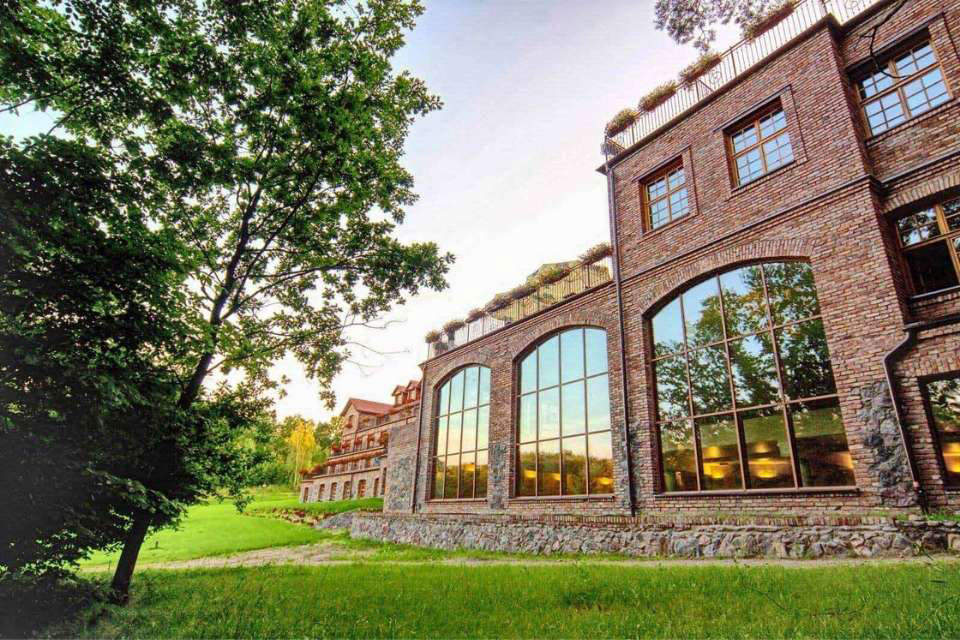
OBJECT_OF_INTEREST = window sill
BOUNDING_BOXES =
[908,284,960,303]
[864,97,957,146]
[654,486,859,498]
[728,159,799,198]
[510,494,616,502]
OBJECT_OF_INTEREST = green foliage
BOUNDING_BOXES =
[249,496,383,516]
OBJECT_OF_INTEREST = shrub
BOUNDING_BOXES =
[424,329,441,343]
[605,108,638,137]
[508,283,537,301]
[538,264,572,286]
[484,292,513,312]
[579,242,613,265]
[638,82,677,112]
[442,319,465,333]
[465,308,485,323]
[742,0,795,40]
[679,51,722,84]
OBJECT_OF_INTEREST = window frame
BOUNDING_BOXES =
[641,160,690,232]
[649,260,856,495]
[920,372,960,489]
[854,37,951,138]
[513,326,616,499]
[896,197,960,297]
[725,101,794,188]
[429,364,492,502]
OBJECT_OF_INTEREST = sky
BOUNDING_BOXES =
[2,1,739,422]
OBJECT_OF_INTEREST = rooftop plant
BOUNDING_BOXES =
[508,282,537,301]
[679,50,722,84]
[484,292,513,312]
[605,108,639,138]
[442,318,465,333]
[639,82,677,112]
[742,0,795,40]
[579,242,613,265]
[424,329,441,343]
[538,264,572,286]
[465,307,485,323]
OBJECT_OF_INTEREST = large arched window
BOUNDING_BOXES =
[431,365,491,500]
[516,327,614,497]
[651,261,855,493]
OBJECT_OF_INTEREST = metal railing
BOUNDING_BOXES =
[606,0,882,153]
[427,256,613,358]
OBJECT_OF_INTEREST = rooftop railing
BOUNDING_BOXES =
[427,256,613,359]
[605,0,882,154]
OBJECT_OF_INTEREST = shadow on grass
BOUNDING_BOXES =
[0,573,107,639]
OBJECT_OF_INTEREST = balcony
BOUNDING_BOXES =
[427,255,613,358]
[604,0,883,155]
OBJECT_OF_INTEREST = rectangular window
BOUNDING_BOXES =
[896,197,960,295]
[922,375,960,487]
[856,40,950,136]
[643,162,690,230]
[727,104,794,187]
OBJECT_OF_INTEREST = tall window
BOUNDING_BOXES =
[651,261,855,493]
[896,197,960,295]
[373,478,380,496]
[343,480,351,499]
[856,40,949,136]
[643,162,689,230]
[431,365,491,499]
[727,104,794,187]
[922,375,960,487]
[330,482,337,500]
[516,327,614,497]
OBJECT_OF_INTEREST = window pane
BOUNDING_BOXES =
[588,432,614,494]
[655,356,689,421]
[463,366,479,409]
[652,298,685,355]
[648,176,667,200]
[777,318,837,400]
[731,123,757,152]
[461,408,477,452]
[562,436,587,495]
[689,345,732,415]
[904,67,949,116]
[519,393,537,442]
[449,371,464,412]
[444,454,459,499]
[669,188,690,218]
[587,375,611,432]
[650,199,670,229]
[761,132,793,171]
[447,411,462,454]
[477,404,489,450]
[479,366,491,405]
[520,352,537,394]
[790,398,854,487]
[475,450,489,498]
[459,451,475,499]
[539,386,560,439]
[561,380,586,435]
[905,241,959,294]
[660,420,698,492]
[439,382,450,416]
[729,333,780,408]
[858,68,894,99]
[741,407,793,489]
[683,277,724,346]
[764,261,820,325]
[719,265,768,336]
[436,415,448,456]
[736,148,764,184]
[759,109,787,137]
[668,167,685,190]
[538,336,560,389]
[897,208,940,246]
[432,458,444,499]
[538,439,561,496]
[560,328,585,383]
[517,444,537,496]
[944,199,960,231]
[585,328,608,376]
[864,92,905,135]
[698,415,742,490]
[925,377,960,487]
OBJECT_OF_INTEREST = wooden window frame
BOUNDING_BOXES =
[897,197,960,296]
[641,160,690,231]
[854,38,950,137]
[726,101,793,187]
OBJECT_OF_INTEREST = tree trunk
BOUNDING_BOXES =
[109,513,151,604]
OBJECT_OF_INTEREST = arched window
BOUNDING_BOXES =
[651,261,855,493]
[516,327,614,497]
[431,365,491,499]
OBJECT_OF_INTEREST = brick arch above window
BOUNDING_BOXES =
[636,239,816,316]
[883,169,960,215]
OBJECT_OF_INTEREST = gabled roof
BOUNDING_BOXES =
[405,379,420,391]
[339,398,394,417]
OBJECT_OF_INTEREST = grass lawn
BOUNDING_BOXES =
[80,489,375,570]
[246,496,383,516]
[61,562,960,639]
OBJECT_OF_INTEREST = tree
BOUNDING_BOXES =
[285,415,317,487]
[1,0,451,600]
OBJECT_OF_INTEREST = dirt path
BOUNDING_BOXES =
[133,543,959,570]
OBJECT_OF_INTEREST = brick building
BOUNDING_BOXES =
[384,0,960,519]
[300,381,420,502]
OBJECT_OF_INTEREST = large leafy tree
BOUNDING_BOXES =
[1,0,450,600]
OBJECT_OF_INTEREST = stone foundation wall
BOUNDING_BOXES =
[339,513,960,559]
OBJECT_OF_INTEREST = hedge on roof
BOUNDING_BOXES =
[639,82,677,112]
[579,242,612,265]
[679,50,722,84]
[424,329,441,343]
[605,107,638,137]
[742,0,795,40]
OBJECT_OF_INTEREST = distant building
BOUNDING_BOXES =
[299,380,420,502]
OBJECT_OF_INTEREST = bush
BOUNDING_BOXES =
[465,308,485,323]
[579,242,613,265]
[605,108,638,137]
[638,82,677,112]
[742,0,796,39]
[424,329,441,343]
[679,51,722,84]
[484,293,513,312]
[442,319,465,333]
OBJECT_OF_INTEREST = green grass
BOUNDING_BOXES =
[246,496,383,516]
[61,562,960,639]
[79,489,337,569]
